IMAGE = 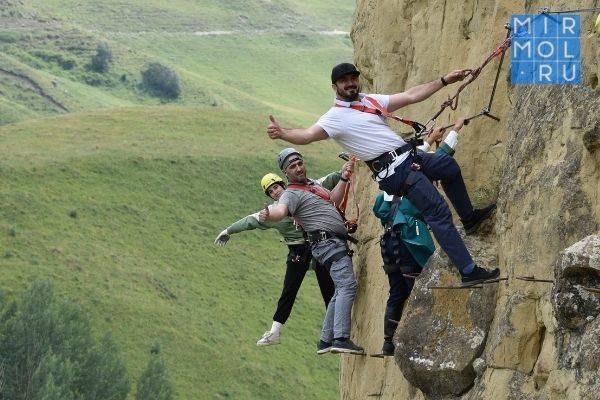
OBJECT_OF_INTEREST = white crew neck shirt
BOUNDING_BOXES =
[316,93,407,162]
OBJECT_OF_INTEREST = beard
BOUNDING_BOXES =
[336,84,360,102]
[288,171,308,184]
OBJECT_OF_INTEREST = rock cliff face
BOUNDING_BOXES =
[343,1,600,399]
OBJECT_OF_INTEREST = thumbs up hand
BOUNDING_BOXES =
[267,115,284,139]
[258,203,270,222]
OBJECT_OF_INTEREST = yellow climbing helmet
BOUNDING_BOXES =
[260,173,285,195]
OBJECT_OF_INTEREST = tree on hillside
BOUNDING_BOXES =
[0,280,131,399]
[136,347,175,400]
[90,43,113,73]
[30,352,75,400]
[141,62,181,99]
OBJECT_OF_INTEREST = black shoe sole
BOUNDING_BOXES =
[464,204,497,235]
[461,268,500,284]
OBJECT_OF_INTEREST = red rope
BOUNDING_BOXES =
[428,36,512,124]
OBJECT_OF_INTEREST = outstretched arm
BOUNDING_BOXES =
[266,115,329,145]
[387,69,469,112]
[214,212,267,246]
[227,212,271,234]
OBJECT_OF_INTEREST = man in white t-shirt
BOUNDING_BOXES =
[265,63,499,283]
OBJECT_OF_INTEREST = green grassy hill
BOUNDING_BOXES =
[0,0,355,126]
[0,106,344,398]
[0,0,356,397]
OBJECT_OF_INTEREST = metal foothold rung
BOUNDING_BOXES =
[429,285,484,290]
[483,113,500,122]
[515,276,554,283]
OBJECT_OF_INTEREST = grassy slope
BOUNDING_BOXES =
[0,0,355,126]
[0,1,357,397]
[0,106,345,398]
[28,0,352,32]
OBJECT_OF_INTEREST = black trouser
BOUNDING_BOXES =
[383,241,422,340]
[273,242,335,324]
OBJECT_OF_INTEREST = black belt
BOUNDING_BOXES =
[306,230,358,245]
[365,140,423,175]
[306,230,338,244]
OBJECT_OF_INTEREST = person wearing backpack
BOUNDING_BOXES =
[374,118,465,356]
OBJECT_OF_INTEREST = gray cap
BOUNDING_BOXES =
[277,148,303,171]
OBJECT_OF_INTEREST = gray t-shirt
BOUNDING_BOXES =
[278,181,347,236]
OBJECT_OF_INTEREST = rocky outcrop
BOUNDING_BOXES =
[553,235,600,330]
[552,235,600,387]
[343,0,600,399]
[395,234,498,397]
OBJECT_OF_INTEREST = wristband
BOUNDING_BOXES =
[440,76,448,86]
[340,176,349,182]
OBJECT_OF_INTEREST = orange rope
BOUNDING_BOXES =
[338,156,360,233]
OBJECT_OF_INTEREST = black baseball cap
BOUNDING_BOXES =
[331,63,360,84]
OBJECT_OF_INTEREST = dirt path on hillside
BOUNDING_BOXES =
[0,67,68,112]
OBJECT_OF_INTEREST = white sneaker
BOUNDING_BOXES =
[257,331,281,347]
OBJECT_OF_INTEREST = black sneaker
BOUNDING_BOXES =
[461,265,500,284]
[462,204,497,235]
[330,339,364,355]
[381,340,395,356]
[316,340,332,355]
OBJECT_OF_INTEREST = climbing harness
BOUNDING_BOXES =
[288,182,332,203]
[335,96,427,134]
[335,96,426,175]
[287,181,358,239]
[379,196,414,268]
